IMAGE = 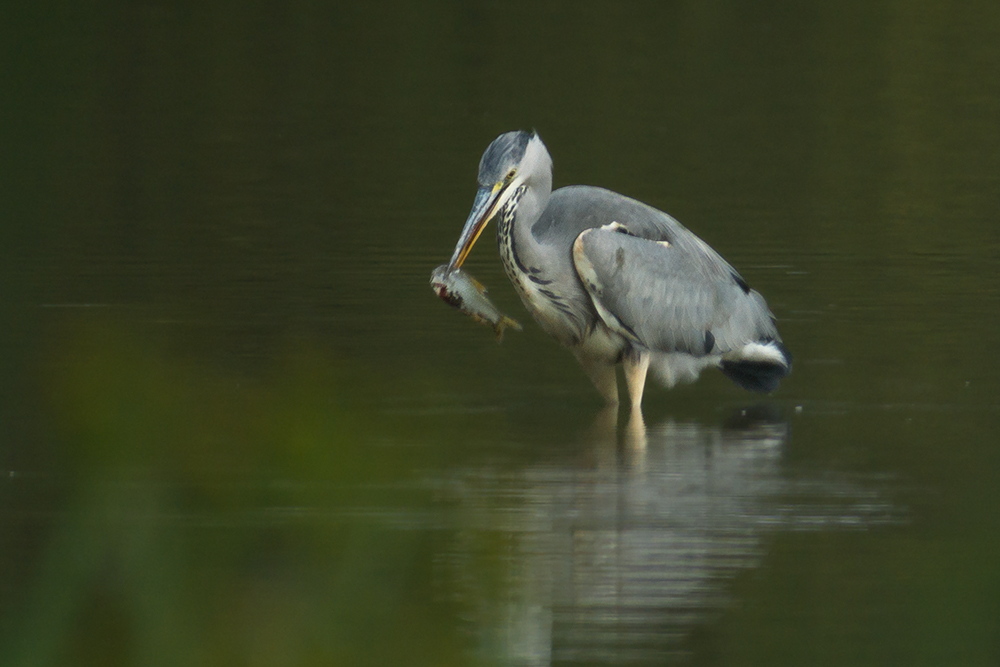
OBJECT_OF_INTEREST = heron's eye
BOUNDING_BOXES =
[505,169,516,181]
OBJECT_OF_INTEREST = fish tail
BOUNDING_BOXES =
[493,315,523,343]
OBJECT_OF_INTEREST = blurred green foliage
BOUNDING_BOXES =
[3,319,473,667]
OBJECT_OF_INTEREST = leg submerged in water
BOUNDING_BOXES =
[623,349,650,413]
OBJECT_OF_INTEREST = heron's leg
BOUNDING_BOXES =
[623,349,650,413]
[573,351,619,405]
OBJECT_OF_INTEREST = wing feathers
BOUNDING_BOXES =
[572,223,780,357]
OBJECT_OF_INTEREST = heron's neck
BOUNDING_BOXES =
[514,173,550,234]
[496,179,551,298]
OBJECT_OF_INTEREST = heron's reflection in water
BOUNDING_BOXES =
[446,408,897,666]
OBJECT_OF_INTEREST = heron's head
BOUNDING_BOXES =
[448,131,552,269]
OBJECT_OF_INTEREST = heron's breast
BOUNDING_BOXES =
[496,188,538,304]
[497,197,590,345]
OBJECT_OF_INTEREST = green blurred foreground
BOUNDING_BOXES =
[2,320,474,667]
[4,317,998,667]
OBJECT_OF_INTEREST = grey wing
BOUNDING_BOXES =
[571,221,780,357]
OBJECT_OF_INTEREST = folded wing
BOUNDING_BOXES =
[571,221,781,359]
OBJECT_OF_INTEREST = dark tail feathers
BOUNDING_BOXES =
[720,342,792,393]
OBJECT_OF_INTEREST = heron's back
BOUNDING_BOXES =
[533,186,694,249]
[533,185,789,391]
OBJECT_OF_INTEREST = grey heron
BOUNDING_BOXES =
[447,131,791,412]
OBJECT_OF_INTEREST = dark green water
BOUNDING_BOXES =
[2,2,999,665]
